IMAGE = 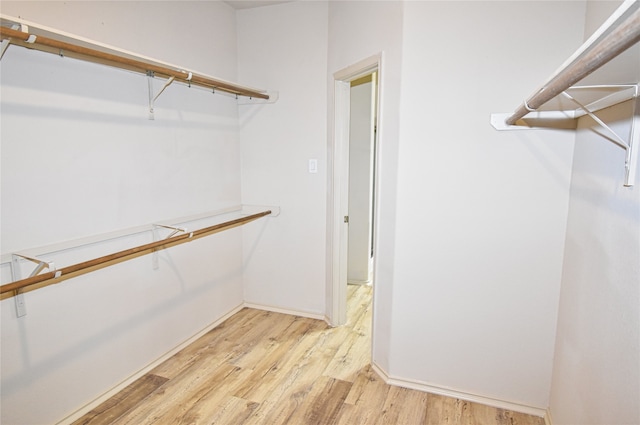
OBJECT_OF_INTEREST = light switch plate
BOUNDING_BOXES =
[309,159,318,173]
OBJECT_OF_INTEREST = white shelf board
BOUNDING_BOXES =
[491,84,638,130]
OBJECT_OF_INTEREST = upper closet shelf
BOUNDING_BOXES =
[0,14,271,102]
[490,84,637,130]
[491,0,640,187]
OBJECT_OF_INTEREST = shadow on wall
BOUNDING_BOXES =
[1,252,243,399]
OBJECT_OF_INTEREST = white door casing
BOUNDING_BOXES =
[328,54,381,326]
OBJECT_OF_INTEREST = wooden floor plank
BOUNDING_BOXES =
[111,363,242,425]
[72,374,168,425]
[336,364,391,424]
[194,395,260,425]
[323,291,372,382]
[79,284,545,425]
[375,384,429,425]
[241,329,344,424]
[169,367,256,425]
[345,284,371,326]
[228,316,294,369]
[424,395,544,425]
[230,314,308,369]
[150,308,265,380]
[232,317,327,403]
[286,376,353,425]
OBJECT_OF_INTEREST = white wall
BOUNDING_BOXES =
[389,1,583,411]
[327,0,405,372]
[0,1,238,79]
[237,2,329,316]
[0,2,249,424]
[549,99,639,425]
[548,2,640,423]
[5,2,634,423]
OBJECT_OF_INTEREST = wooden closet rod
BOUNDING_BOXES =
[0,26,269,100]
[505,6,640,126]
[0,210,271,296]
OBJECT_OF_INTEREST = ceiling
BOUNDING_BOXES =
[224,0,293,9]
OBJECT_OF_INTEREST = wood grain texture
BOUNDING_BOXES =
[73,374,168,425]
[72,285,544,425]
[0,211,271,296]
[0,26,270,99]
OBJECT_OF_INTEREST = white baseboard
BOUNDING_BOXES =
[347,279,371,285]
[370,362,547,418]
[56,303,245,425]
[56,302,330,424]
[243,301,328,323]
[544,408,554,425]
[59,303,549,423]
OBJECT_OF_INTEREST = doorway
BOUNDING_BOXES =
[347,73,377,286]
[329,54,381,326]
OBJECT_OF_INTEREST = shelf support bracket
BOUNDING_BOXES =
[151,224,191,269]
[560,91,629,149]
[0,38,10,59]
[628,97,639,187]
[147,71,176,120]
[0,24,22,60]
[561,89,638,187]
[10,253,58,317]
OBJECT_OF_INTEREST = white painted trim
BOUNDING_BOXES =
[328,53,382,327]
[55,300,331,424]
[370,361,547,418]
[544,408,554,425]
[329,78,351,327]
[243,302,328,323]
[55,302,245,425]
[334,54,381,81]
[347,279,372,285]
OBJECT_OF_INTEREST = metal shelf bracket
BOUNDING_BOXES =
[560,89,638,186]
[491,84,639,187]
[10,253,58,317]
[151,224,192,269]
[147,72,177,120]
[0,23,21,59]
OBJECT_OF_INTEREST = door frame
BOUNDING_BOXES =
[328,54,381,326]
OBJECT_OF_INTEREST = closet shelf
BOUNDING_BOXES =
[491,84,638,129]
[490,0,640,187]
[0,208,276,301]
[0,14,270,100]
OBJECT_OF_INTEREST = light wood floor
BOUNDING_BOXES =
[73,285,544,425]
